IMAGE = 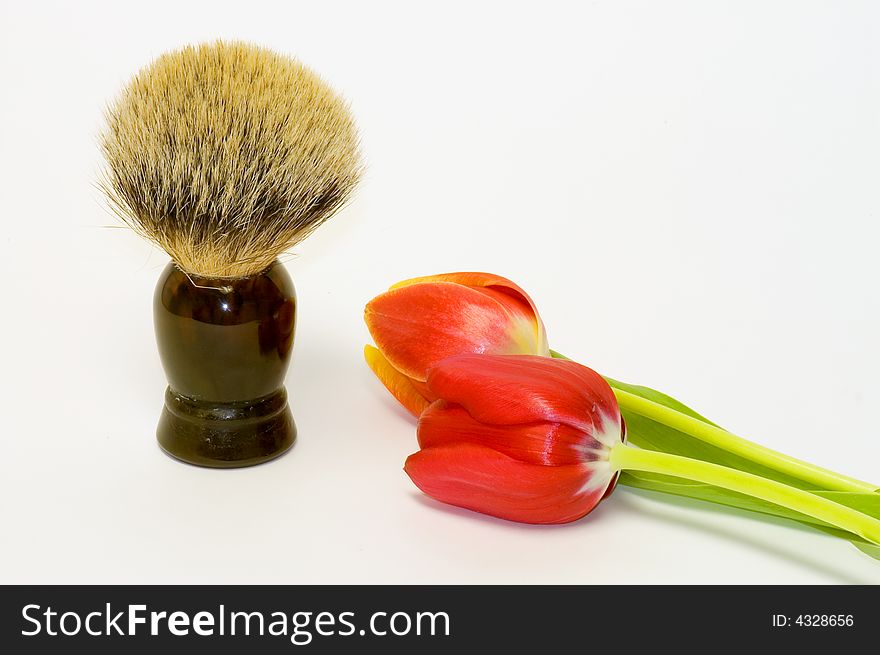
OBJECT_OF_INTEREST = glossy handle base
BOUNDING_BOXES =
[157,387,296,468]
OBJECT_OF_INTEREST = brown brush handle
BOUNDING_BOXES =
[153,261,296,467]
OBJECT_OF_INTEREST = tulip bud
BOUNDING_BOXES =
[364,273,549,415]
[404,354,624,524]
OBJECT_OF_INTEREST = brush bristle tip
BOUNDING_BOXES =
[100,40,363,278]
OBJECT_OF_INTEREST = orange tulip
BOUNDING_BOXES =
[364,273,549,415]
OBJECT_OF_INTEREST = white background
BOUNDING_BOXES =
[1,0,879,584]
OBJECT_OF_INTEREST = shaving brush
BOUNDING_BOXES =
[101,42,362,467]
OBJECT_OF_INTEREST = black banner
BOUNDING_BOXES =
[0,585,875,653]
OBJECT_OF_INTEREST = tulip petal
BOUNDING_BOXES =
[425,354,623,447]
[405,443,614,524]
[418,401,599,466]
[390,272,548,355]
[366,281,543,381]
[364,345,430,416]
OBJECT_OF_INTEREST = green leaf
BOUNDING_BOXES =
[550,352,880,554]
[619,472,880,560]
[853,542,880,560]
[604,377,816,489]
[602,376,721,426]
[606,378,880,557]
[618,471,874,542]
[820,490,880,517]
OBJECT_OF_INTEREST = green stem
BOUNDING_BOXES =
[549,349,876,493]
[612,387,876,493]
[609,443,880,546]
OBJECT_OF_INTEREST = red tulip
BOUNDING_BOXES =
[404,354,624,524]
[364,273,549,415]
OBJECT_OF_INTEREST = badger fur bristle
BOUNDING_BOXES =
[101,41,362,279]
